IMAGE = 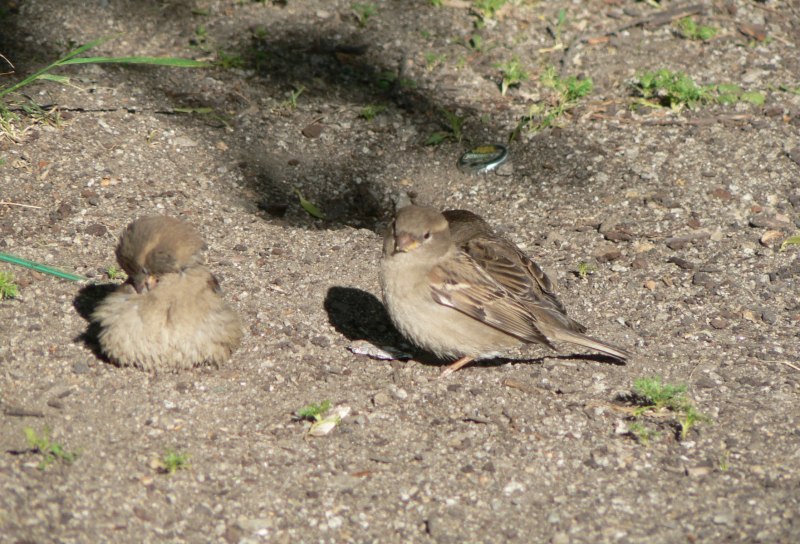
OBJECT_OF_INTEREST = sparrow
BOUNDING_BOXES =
[92,216,242,371]
[380,205,629,377]
[115,215,207,293]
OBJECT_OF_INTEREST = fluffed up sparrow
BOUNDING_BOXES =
[92,216,242,371]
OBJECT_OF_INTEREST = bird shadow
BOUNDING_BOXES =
[323,286,405,348]
[72,283,118,362]
[323,286,625,374]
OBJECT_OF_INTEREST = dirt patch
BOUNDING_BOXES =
[1,0,799,542]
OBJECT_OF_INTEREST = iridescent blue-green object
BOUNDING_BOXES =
[457,144,509,174]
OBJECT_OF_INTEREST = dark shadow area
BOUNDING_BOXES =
[0,1,609,233]
[557,352,628,366]
[72,283,117,362]
[324,286,404,348]
[324,286,624,373]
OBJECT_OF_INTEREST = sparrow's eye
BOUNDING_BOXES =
[423,231,431,240]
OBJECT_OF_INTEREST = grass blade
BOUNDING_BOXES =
[60,56,208,68]
[294,189,326,219]
[0,36,206,99]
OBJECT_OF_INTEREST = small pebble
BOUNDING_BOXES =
[710,317,727,329]
[693,272,715,288]
[761,309,778,325]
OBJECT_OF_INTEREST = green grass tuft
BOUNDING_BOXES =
[297,400,332,421]
[631,376,710,440]
[0,270,18,299]
[496,56,528,96]
[160,450,190,474]
[24,427,77,470]
[676,17,717,41]
[510,66,592,140]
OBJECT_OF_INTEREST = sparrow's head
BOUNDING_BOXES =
[386,205,451,257]
[115,216,206,293]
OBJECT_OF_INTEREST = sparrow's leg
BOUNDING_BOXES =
[438,356,474,379]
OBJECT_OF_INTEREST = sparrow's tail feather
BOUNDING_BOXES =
[548,328,630,361]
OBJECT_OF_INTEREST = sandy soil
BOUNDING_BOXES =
[1,0,799,542]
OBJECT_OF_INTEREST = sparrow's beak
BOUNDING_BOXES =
[394,232,420,253]
[132,272,158,294]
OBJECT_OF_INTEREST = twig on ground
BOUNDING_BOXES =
[0,201,43,209]
[768,360,800,372]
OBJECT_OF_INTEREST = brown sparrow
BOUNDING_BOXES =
[380,205,629,377]
[92,216,241,371]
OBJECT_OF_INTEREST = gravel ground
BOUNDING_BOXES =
[1,0,799,542]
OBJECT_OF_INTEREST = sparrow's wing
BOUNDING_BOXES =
[428,252,554,347]
[463,237,563,310]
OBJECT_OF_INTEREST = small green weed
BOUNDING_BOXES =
[714,84,765,106]
[297,400,332,421]
[627,421,660,446]
[551,8,568,46]
[676,17,717,41]
[376,71,416,91]
[633,69,711,109]
[633,70,766,110]
[281,85,305,110]
[359,104,386,121]
[252,26,268,41]
[426,108,466,145]
[430,0,443,6]
[780,234,800,252]
[473,0,506,20]
[718,450,731,472]
[633,377,687,411]
[543,69,594,103]
[424,52,446,72]
[296,400,349,436]
[215,50,245,70]
[496,56,528,96]
[576,262,595,278]
[468,35,483,52]
[0,270,18,299]
[511,66,592,139]
[777,84,800,96]
[194,24,208,43]
[352,3,376,27]
[106,265,125,280]
[160,449,190,474]
[24,427,77,470]
[632,376,710,440]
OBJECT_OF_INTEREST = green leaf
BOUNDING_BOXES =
[780,234,800,252]
[740,91,765,105]
[294,189,326,219]
[716,84,742,95]
[425,131,449,145]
